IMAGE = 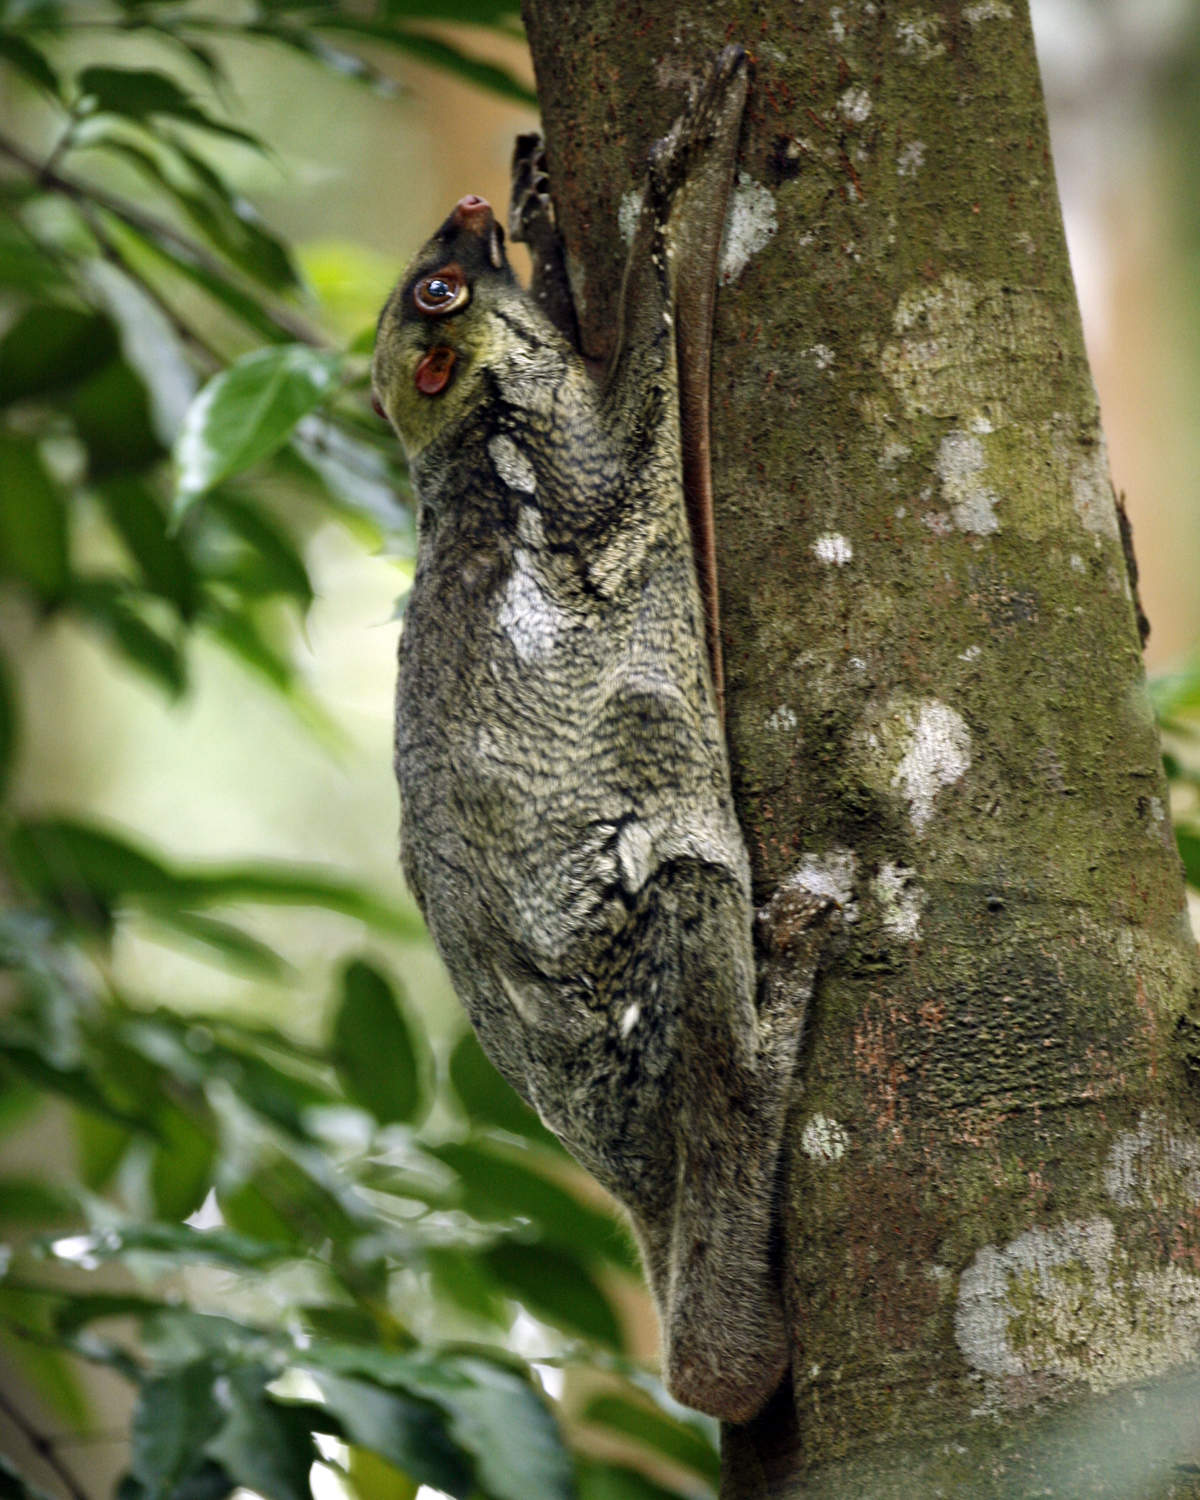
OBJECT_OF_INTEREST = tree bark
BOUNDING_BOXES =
[519,1,1200,1493]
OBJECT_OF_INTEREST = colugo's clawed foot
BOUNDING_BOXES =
[509,131,555,244]
[508,131,580,351]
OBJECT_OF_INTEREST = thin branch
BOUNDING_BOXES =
[0,131,327,349]
[0,1385,93,1500]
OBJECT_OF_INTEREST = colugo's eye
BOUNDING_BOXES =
[414,266,468,316]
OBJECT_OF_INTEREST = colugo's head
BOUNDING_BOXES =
[372,195,517,459]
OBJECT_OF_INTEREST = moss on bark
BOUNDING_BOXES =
[520,1,1200,1491]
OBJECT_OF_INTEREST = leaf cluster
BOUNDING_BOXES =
[0,8,717,1500]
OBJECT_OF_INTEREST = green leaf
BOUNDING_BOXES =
[7,816,417,937]
[174,347,343,511]
[0,211,69,294]
[7,816,175,927]
[106,214,294,345]
[0,33,60,97]
[314,21,536,106]
[168,139,299,292]
[202,492,313,607]
[0,1177,75,1225]
[203,1365,318,1500]
[129,1360,228,1500]
[581,1395,719,1483]
[47,1221,291,1270]
[574,1458,680,1500]
[1178,827,1200,888]
[78,67,263,148]
[346,1449,417,1500]
[92,135,299,295]
[98,477,201,617]
[426,1247,507,1325]
[0,1454,54,1500]
[309,1372,474,1498]
[306,1346,575,1500]
[429,1139,638,1275]
[0,305,117,405]
[68,578,187,698]
[333,960,427,1125]
[0,1043,139,1129]
[484,1241,623,1350]
[0,645,17,799]
[169,864,422,938]
[151,1103,216,1222]
[52,1293,170,1338]
[142,909,292,980]
[448,1029,564,1152]
[69,356,165,478]
[75,1110,133,1189]
[0,433,70,601]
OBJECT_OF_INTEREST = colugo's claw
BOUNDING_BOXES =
[509,131,556,243]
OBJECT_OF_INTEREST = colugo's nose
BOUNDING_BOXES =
[453,195,494,234]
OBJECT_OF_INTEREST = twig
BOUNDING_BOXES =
[0,131,327,349]
[0,1385,93,1500]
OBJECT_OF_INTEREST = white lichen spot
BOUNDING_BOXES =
[784,847,858,922]
[830,6,846,41]
[896,14,945,61]
[959,644,981,662]
[895,505,907,519]
[897,141,926,178]
[1070,433,1120,540]
[767,705,798,732]
[805,343,836,371]
[618,187,644,248]
[893,700,971,832]
[802,1114,849,1162]
[488,433,537,494]
[718,173,777,285]
[873,862,926,940]
[839,87,872,124]
[813,533,853,566]
[1104,1113,1200,1210]
[964,0,1012,22]
[849,656,866,672]
[955,1216,1200,1393]
[1069,553,1086,574]
[936,430,1001,535]
[880,273,1053,421]
[498,551,568,664]
[566,251,588,317]
[879,439,912,470]
[620,1003,641,1039]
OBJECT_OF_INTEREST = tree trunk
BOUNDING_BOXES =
[519,2,1200,1493]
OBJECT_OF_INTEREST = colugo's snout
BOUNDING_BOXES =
[451,194,505,269]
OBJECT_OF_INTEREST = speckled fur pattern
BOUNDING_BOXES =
[374,48,832,1422]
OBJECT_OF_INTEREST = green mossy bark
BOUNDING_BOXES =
[521,1,1200,1492]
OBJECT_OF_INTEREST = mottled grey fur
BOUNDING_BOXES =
[373,48,834,1422]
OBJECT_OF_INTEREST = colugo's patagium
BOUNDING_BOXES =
[372,48,834,1422]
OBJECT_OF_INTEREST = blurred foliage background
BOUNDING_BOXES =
[1,2,1200,1499]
